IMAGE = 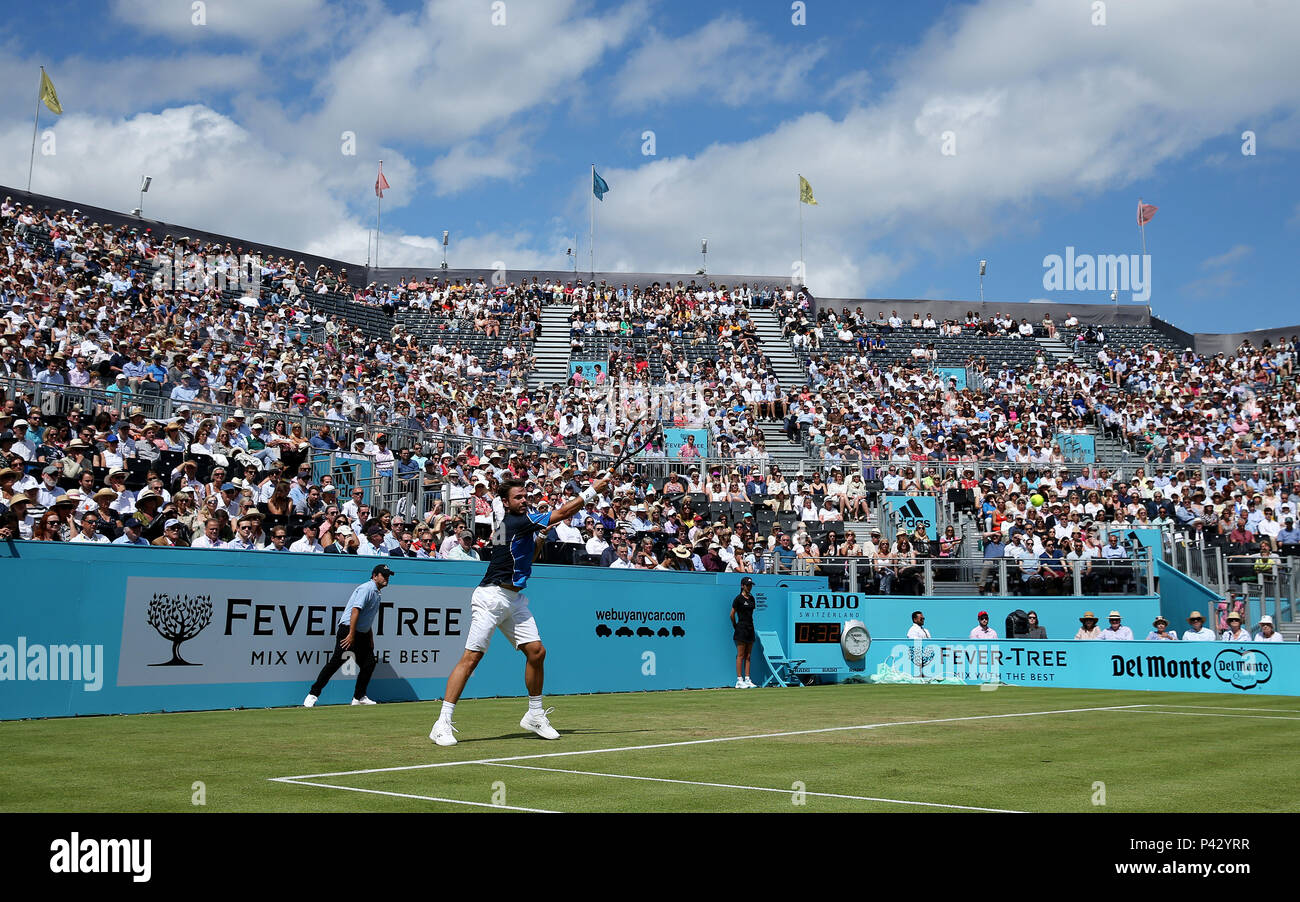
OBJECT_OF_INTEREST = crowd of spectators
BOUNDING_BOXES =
[0,197,1296,607]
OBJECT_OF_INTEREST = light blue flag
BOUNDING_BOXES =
[593,169,610,201]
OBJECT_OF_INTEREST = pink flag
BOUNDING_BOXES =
[375,162,390,198]
[1137,200,1157,226]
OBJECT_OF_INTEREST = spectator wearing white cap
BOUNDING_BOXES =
[1254,615,1283,642]
[10,420,36,460]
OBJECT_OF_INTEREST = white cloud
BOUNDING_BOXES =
[1201,244,1252,270]
[562,0,1300,297]
[826,70,873,106]
[1180,269,1236,299]
[111,0,327,43]
[613,16,827,108]
[0,53,261,121]
[428,128,536,196]
[307,0,647,147]
[6,0,1299,310]
[8,106,361,259]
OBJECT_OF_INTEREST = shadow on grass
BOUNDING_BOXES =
[452,728,655,744]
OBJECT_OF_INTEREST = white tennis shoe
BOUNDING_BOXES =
[742,677,756,688]
[735,678,746,689]
[520,707,560,740]
[430,719,459,746]
[351,696,377,705]
[303,694,318,707]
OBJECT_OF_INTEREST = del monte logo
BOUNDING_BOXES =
[1213,648,1272,691]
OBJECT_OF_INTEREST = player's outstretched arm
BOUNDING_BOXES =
[545,472,610,526]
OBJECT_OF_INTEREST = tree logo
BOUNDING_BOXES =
[145,593,213,666]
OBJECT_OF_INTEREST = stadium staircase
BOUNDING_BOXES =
[1035,335,1082,368]
[930,512,986,596]
[756,422,812,473]
[531,304,573,390]
[748,307,808,389]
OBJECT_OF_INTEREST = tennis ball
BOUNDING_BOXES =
[1030,493,1045,507]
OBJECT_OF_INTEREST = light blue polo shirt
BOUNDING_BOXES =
[338,580,382,632]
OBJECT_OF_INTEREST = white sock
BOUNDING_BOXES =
[439,701,455,722]
[528,695,543,713]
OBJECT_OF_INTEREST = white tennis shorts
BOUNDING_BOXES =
[465,585,541,652]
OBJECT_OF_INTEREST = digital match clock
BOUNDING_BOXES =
[794,622,842,644]
[788,592,872,678]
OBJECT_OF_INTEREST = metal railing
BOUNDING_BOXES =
[759,550,1154,597]
[1161,532,1297,626]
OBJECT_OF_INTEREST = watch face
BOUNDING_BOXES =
[842,624,871,659]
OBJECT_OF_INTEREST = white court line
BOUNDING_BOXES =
[1137,705,1300,714]
[483,762,1025,813]
[1107,709,1300,722]
[272,778,559,813]
[273,704,1148,782]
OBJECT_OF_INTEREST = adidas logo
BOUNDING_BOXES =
[898,499,926,521]
[892,498,933,534]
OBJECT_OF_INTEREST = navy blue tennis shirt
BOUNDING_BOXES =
[480,510,551,590]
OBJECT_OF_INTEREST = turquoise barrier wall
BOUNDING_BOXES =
[1156,559,1223,629]
[0,542,823,719]
[841,594,1161,644]
[1,542,1285,719]
[863,638,1297,694]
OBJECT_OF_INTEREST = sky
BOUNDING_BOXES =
[1,0,1298,333]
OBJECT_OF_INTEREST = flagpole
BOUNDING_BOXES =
[590,163,596,279]
[790,191,800,285]
[376,160,383,271]
[1138,197,1147,257]
[27,68,44,193]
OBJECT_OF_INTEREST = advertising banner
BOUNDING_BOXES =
[663,427,709,460]
[883,492,938,540]
[863,638,1298,694]
[568,360,606,383]
[313,454,373,503]
[933,366,968,389]
[0,541,824,719]
[1055,432,1096,463]
[116,577,465,686]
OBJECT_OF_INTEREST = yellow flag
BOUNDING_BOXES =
[40,68,62,115]
[799,174,817,205]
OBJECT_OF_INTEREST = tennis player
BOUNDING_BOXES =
[431,471,611,746]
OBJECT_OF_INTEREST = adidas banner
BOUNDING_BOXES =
[883,494,938,540]
[1055,433,1096,463]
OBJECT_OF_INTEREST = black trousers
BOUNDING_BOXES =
[309,622,377,700]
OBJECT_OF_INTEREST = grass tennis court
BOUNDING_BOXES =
[4,686,1297,813]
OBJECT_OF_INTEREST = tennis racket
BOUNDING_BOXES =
[601,414,664,478]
